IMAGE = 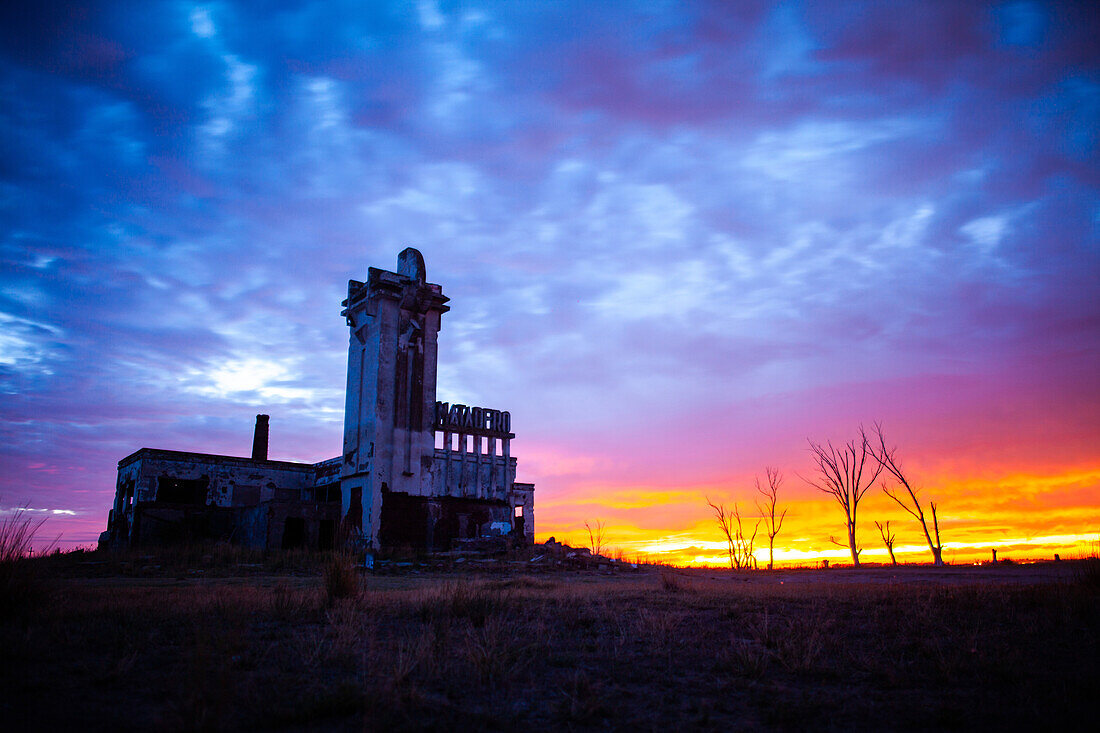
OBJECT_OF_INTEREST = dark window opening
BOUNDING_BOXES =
[282,516,306,549]
[316,484,341,503]
[156,476,208,505]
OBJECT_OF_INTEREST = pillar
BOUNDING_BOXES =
[339,248,449,549]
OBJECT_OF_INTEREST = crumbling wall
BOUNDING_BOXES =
[430,448,516,501]
[104,449,320,548]
[131,504,237,545]
[261,501,342,550]
[510,482,535,544]
[117,449,315,507]
[378,491,516,551]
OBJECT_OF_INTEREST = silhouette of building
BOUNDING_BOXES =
[100,249,534,551]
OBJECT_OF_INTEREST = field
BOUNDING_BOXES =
[2,551,1098,731]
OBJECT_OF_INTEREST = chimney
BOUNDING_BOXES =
[252,414,270,461]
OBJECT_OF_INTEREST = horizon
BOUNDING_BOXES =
[1,1,1098,565]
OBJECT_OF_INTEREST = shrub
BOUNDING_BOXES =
[323,552,359,605]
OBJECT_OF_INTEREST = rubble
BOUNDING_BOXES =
[366,539,643,574]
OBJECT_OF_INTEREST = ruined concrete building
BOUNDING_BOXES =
[100,249,535,551]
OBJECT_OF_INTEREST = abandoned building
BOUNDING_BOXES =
[100,248,535,552]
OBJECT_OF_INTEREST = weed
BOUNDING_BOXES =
[1073,556,1100,590]
[165,624,241,732]
[416,580,513,627]
[483,576,557,591]
[0,503,56,618]
[389,627,433,689]
[267,581,319,620]
[659,568,690,592]
[556,670,608,724]
[635,607,684,672]
[772,615,828,673]
[462,615,532,685]
[323,552,359,605]
[724,637,770,679]
[321,601,369,668]
[6,562,1100,731]
[0,503,51,563]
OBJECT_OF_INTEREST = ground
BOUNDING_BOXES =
[2,552,1098,731]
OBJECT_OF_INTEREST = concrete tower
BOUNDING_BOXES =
[339,248,449,548]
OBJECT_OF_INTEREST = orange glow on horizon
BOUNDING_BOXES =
[534,463,1100,567]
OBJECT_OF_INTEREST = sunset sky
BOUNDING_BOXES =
[1,1,1097,564]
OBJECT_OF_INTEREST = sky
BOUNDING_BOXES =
[1,0,1097,565]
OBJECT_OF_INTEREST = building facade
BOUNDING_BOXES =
[100,249,534,551]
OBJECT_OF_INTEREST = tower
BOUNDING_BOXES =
[339,248,449,548]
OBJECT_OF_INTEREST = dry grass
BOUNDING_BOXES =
[1075,556,1100,589]
[0,504,57,619]
[1,555,1098,731]
[323,552,359,605]
[658,566,692,592]
[1073,537,1100,589]
[0,504,51,564]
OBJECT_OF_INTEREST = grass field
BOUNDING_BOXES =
[2,551,1098,731]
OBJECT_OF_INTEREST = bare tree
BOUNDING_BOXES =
[706,498,760,570]
[869,423,945,566]
[754,467,788,570]
[803,427,884,567]
[584,519,605,557]
[708,499,738,570]
[734,506,760,570]
[875,520,898,565]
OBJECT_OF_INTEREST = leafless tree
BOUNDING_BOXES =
[875,520,898,565]
[734,506,760,570]
[754,467,788,570]
[869,423,945,566]
[803,426,884,567]
[707,498,737,569]
[584,519,605,557]
[706,498,760,570]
